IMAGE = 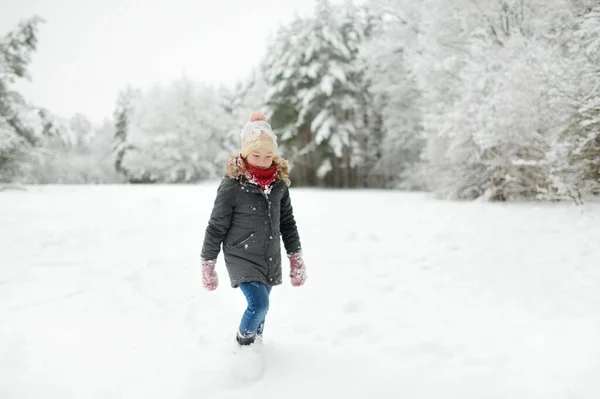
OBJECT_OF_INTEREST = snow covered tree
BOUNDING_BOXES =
[220,70,270,161]
[395,0,577,200]
[349,0,599,200]
[0,16,45,183]
[112,87,138,179]
[68,113,93,146]
[547,2,600,202]
[22,115,124,184]
[118,76,234,183]
[262,0,375,187]
[360,1,425,189]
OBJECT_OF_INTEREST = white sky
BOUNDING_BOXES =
[1,0,321,124]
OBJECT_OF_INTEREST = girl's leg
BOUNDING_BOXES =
[237,282,271,345]
[256,285,272,337]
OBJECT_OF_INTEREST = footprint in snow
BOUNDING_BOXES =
[447,244,460,252]
[338,323,370,339]
[374,271,389,279]
[410,342,456,359]
[342,300,362,314]
[379,342,456,360]
[380,283,396,293]
[368,234,381,242]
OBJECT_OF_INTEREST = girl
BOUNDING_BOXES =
[200,111,307,346]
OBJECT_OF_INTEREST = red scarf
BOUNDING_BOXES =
[241,155,278,191]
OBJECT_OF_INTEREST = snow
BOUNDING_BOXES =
[1,184,600,398]
[319,75,335,97]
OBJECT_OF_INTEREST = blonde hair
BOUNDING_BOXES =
[226,153,291,186]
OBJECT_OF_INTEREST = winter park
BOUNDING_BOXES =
[1,0,600,398]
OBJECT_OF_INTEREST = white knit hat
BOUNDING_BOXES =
[240,112,278,158]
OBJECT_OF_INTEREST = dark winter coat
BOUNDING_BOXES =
[200,155,302,288]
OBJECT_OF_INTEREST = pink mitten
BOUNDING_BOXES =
[288,252,306,287]
[201,258,218,291]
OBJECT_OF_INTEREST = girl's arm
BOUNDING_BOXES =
[201,177,236,261]
[280,185,302,255]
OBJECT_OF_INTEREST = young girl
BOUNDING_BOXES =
[200,111,307,346]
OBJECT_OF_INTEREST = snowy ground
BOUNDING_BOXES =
[1,184,599,399]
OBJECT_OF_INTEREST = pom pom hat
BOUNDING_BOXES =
[240,111,278,158]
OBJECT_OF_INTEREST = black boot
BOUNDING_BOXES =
[236,331,255,346]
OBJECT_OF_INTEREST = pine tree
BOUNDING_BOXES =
[0,16,44,183]
[112,87,137,179]
[262,0,373,187]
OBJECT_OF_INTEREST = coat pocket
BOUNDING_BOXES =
[231,231,255,247]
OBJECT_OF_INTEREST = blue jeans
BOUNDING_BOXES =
[238,281,272,338]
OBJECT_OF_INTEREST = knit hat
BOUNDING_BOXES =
[240,112,278,158]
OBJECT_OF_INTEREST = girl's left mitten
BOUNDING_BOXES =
[288,252,307,287]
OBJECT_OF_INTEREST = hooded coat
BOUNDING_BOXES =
[200,155,302,288]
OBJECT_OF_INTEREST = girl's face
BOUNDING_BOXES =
[246,148,274,169]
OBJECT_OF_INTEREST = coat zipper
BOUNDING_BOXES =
[244,180,275,281]
[257,186,273,280]
[262,190,273,279]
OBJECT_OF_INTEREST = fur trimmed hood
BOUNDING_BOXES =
[225,153,291,186]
